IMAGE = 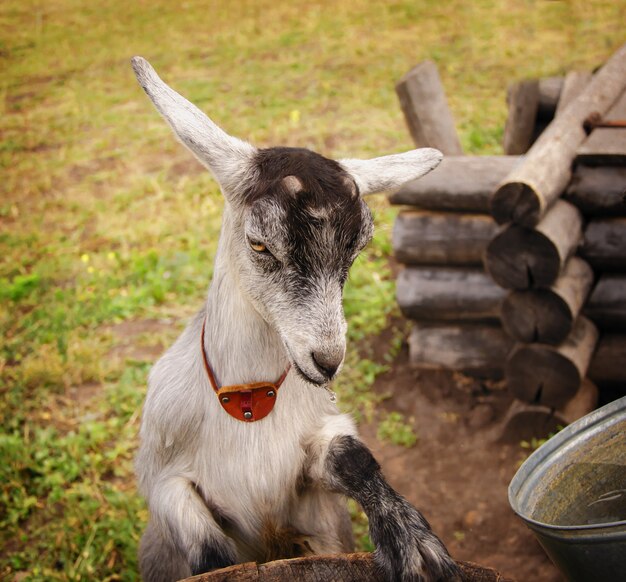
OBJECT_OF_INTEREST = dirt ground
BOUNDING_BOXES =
[359,337,564,582]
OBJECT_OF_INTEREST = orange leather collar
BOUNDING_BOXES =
[200,318,290,422]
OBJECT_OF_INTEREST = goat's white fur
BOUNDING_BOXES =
[132,56,449,581]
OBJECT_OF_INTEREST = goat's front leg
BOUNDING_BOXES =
[321,434,461,582]
[142,474,237,580]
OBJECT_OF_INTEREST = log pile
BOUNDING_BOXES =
[392,43,626,413]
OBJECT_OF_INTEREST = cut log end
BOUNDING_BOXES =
[484,226,561,289]
[501,290,572,345]
[506,345,581,408]
[490,181,541,227]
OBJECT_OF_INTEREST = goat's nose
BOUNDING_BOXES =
[311,350,342,379]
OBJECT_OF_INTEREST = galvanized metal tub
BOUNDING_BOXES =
[509,395,626,582]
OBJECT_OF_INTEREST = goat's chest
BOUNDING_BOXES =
[191,389,327,518]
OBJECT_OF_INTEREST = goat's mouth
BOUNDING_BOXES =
[283,343,328,386]
[291,360,326,386]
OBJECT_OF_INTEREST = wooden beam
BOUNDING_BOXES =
[500,257,594,345]
[395,60,463,155]
[397,267,506,322]
[585,274,626,330]
[393,210,497,266]
[577,88,626,166]
[389,156,520,212]
[505,316,599,408]
[408,323,512,379]
[580,218,626,271]
[563,166,626,216]
[503,80,540,155]
[490,43,626,227]
[484,200,583,289]
[555,71,592,117]
[390,156,624,218]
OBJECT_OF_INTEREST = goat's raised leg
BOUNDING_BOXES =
[140,475,237,581]
[323,435,461,582]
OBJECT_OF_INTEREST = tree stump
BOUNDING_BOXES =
[184,553,514,582]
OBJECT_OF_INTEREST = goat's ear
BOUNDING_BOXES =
[131,56,256,198]
[339,148,442,196]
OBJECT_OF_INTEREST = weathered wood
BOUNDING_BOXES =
[588,334,626,384]
[555,71,592,117]
[500,257,594,344]
[563,166,626,216]
[490,43,626,227]
[503,80,540,155]
[393,211,498,266]
[484,200,583,289]
[537,76,563,120]
[390,156,624,217]
[408,323,513,379]
[579,218,626,271]
[577,88,626,166]
[395,60,463,155]
[495,378,598,443]
[505,316,599,408]
[187,554,513,582]
[584,274,626,330]
[397,267,506,322]
[389,156,520,212]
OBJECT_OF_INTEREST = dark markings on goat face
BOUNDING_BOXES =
[243,147,374,297]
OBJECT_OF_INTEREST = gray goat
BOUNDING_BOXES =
[131,56,459,582]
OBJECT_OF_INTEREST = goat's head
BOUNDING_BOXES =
[132,57,441,385]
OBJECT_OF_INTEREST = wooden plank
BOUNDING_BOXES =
[501,257,594,345]
[490,42,626,227]
[397,267,506,322]
[505,316,599,408]
[389,156,520,212]
[408,323,512,379]
[503,80,540,155]
[395,60,463,155]
[563,166,626,216]
[577,88,626,166]
[393,210,497,265]
[579,217,626,271]
[187,554,513,582]
[484,200,583,289]
[584,274,626,330]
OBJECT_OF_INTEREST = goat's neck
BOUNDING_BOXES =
[202,213,287,386]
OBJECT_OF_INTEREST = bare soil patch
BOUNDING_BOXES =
[359,340,563,582]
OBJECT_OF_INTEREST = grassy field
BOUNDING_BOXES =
[1,1,623,579]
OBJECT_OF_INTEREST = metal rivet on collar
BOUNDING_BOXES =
[243,411,253,420]
[221,396,230,404]
[267,390,276,398]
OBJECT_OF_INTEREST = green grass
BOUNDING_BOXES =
[1,0,623,579]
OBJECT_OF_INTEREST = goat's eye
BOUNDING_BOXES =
[249,240,268,253]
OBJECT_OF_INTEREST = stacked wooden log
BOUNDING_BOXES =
[392,43,626,412]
